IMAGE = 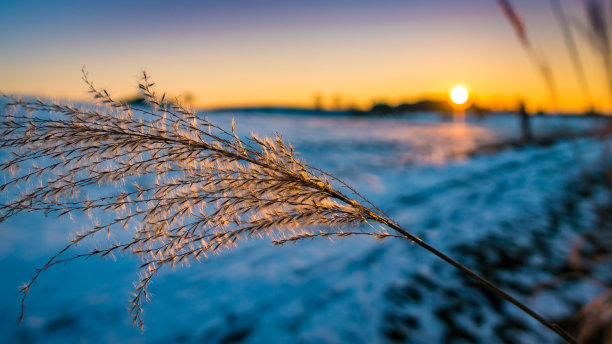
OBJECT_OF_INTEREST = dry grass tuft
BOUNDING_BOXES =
[0,71,578,343]
[0,70,398,328]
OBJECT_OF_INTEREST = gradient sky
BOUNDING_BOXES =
[1,0,610,112]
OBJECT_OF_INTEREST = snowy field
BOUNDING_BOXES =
[0,110,610,343]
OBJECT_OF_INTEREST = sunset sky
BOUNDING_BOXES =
[1,0,610,113]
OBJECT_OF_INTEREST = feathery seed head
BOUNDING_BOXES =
[0,71,396,328]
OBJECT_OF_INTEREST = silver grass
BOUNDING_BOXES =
[0,70,398,328]
[0,71,577,343]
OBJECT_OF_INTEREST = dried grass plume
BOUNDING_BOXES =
[0,70,577,343]
[0,70,398,328]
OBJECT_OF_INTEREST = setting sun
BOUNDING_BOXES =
[450,86,469,105]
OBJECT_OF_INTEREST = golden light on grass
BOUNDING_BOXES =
[450,85,469,105]
[0,71,580,343]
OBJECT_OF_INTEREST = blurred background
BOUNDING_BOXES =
[2,0,612,343]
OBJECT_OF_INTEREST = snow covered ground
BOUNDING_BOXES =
[0,110,610,343]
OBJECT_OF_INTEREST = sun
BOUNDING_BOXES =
[450,85,469,105]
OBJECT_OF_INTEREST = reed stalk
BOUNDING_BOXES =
[0,71,577,343]
[551,0,593,110]
[498,0,558,106]
[583,0,612,107]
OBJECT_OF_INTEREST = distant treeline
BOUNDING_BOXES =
[367,100,487,115]
[124,95,607,117]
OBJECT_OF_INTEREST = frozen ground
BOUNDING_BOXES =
[0,110,610,343]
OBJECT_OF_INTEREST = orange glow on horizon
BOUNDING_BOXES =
[1,2,611,114]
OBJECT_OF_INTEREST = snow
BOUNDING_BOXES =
[0,110,609,343]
